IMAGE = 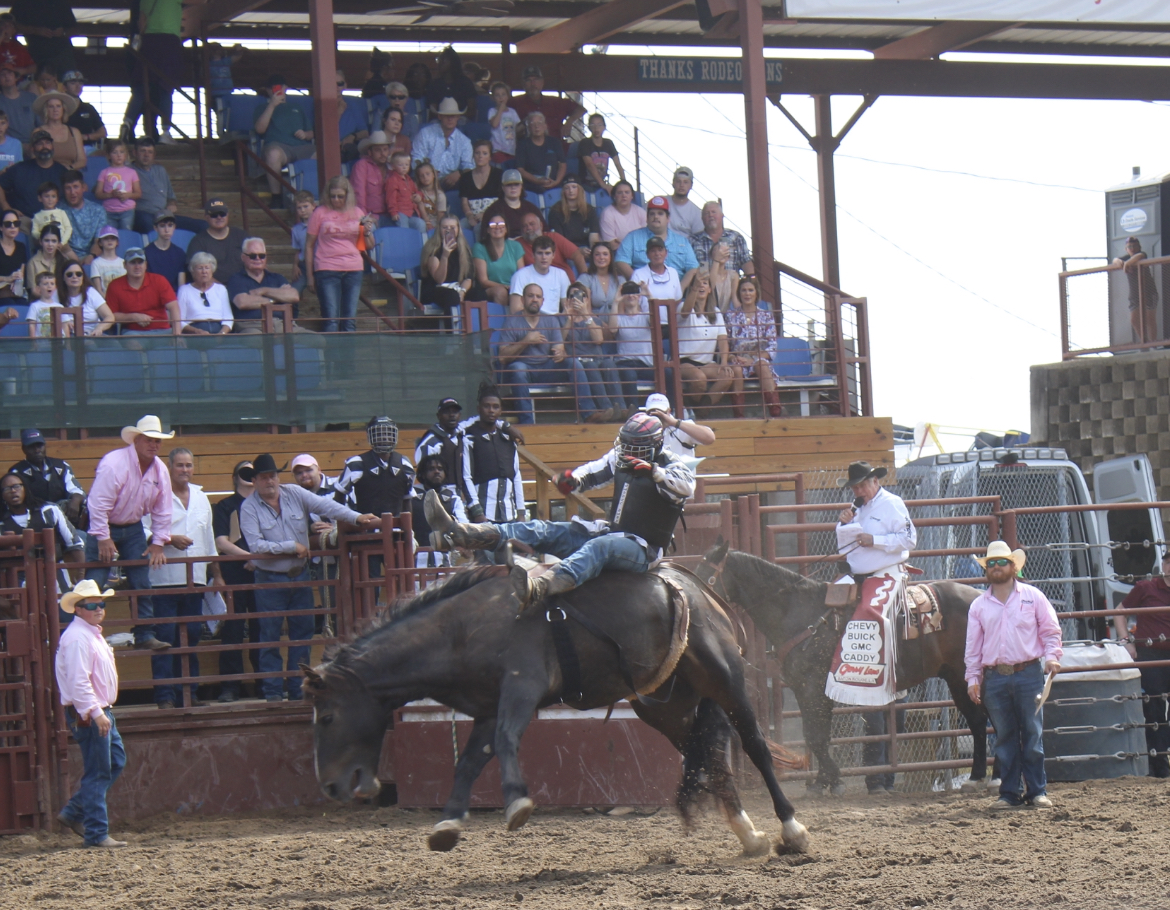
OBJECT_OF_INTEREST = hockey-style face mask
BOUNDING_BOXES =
[367,419,398,456]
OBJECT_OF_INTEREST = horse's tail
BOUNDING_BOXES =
[767,738,810,771]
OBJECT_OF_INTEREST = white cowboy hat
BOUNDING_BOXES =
[975,540,1026,572]
[120,415,175,445]
[358,130,391,153]
[61,579,115,614]
[430,96,466,116]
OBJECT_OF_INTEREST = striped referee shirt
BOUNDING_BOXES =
[460,418,526,522]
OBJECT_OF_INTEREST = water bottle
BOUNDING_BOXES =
[12,274,23,298]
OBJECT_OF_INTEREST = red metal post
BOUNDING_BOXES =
[308,0,342,199]
[738,0,776,308]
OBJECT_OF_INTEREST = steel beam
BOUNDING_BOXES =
[812,96,839,293]
[872,20,1017,60]
[739,0,775,307]
[515,0,688,54]
[182,0,273,35]
[308,0,340,199]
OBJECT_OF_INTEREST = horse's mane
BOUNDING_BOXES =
[321,564,510,672]
[725,548,826,596]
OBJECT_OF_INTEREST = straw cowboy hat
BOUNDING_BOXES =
[120,415,175,445]
[358,130,391,153]
[61,579,115,614]
[837,461,888,487]
[32,90,80,120]
[975,540,1027,573]
[430,96,466,116]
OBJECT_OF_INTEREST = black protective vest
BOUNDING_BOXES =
[11,458,71,503]
[608,464,683,550]
[467,424,517,485]
[0,506,47,537]
[416,425,460,484]
[351,450,413,517]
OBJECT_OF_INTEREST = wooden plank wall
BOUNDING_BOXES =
[0,417,893,497]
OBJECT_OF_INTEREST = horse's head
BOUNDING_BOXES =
[302,662,389,803]
[697,536,732,600]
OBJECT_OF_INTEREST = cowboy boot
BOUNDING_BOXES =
[424,490,502,551]
[513,567,578,614]
[764,391,783,418]
[730,392,745,419]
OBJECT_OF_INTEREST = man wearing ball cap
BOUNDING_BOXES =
[965,541,1063,810]
[614,194,699,283]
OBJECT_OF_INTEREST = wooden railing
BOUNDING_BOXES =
[517,445,606,520]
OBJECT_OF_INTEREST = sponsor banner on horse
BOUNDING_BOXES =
[826,572,900,705]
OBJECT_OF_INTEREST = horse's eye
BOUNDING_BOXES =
[319,714,333,726]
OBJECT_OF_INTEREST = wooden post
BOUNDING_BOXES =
[813,95,840,292]
[738,0,776,306]
[308,0,341,199]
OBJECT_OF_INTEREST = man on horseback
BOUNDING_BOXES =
[826,461,916,711]
[425,412,694,608]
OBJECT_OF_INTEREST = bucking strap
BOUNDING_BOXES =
[546,607,584,703]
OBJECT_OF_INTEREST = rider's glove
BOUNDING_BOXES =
[556,469,579,495]
[619,456,654,477]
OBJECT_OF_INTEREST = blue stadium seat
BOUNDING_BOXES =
[0,350,24,388]
[226,94,263,134]
[773,337,823,379]
[565,142,579,176]
[83,156,107,200]
[15,231,32,257]
[116,230,146,259]
[486,301,508,331]
[0,305,28,338]
[25,350,77,399]
[587,189,613,210]
[287,159,318,194]
[87,349,147,396]
[367,95,389,127]
[374,226,424,294]
[206,347,265,394]
[463,227,476,249]
[145,347,207,395]
[272,343,325,394]
[458,122,491,144]
[444,188,461,217]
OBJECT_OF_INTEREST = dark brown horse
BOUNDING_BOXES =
[304,563,811,856]
[697,542,990,794]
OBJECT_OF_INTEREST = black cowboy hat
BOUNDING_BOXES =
[837,461,888,487]
[239,453,287,482]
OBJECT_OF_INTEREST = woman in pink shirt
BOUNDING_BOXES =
[304,175,375,332]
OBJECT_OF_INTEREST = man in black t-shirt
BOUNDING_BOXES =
[61,70,105,153]
[515,112,565,193]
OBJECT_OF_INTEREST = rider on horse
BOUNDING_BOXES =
[424,412,695,609]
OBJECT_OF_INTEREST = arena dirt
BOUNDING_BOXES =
[2,776,1168,910]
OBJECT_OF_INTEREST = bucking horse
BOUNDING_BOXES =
[697,540,991,795]
[303,560,811,856]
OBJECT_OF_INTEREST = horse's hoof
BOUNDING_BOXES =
[777,818,809,855]
[427,819,463,852]
[505,797,535,831]
[741,830,771,857]
[828,781,847,797]
[960,779,979,793]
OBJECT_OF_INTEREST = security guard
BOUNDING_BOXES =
[334,416,416,519]
[426,412,694,608]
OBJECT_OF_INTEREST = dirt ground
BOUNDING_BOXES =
[2,777,1168,910]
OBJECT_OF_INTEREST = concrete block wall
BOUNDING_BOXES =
[1030,351,1170,501]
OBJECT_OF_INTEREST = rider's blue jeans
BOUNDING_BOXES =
[494,520,649,586]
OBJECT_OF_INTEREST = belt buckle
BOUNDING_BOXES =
[286,565,303,579]
[994,664,1014,676]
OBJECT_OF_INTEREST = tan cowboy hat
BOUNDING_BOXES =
[430,96,466,116]
[61,579,115,614]
[975,540,1026,573]
[120,415,175,445]
[32,90,80,120]
[357,130,391,153]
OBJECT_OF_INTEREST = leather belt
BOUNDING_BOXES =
[986,659,1039,676]
[109,521,142,529]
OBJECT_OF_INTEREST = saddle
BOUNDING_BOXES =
[824,575,945,641]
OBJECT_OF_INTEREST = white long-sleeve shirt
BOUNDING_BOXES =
[836,486,916,575]
[144,484,216,587]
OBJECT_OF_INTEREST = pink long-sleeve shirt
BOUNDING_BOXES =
[350,157,387,215]
[55,618,119,721]
[87,444,173,544]
[964,581,1064,686]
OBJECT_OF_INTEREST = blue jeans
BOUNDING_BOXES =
[85,521,156,643]
[315,269,362,332]
[133,209,208,234]
[499,358,571,424]
[494,520,650,587]
[151,590,204,705]
[60,707,125,845]
[569,357,623,416]
[615,359,654,409]
[396,213,428,234]
[863,697,906,791]
[983,662,1047,803]
[254,567,314,700]
[106,209,135,230]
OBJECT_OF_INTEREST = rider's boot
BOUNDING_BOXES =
[513,567,577,614]
[424,489,502,551]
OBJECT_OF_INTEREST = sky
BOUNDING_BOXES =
[80,38,1170,451]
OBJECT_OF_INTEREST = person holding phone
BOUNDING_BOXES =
[253,74,314,207]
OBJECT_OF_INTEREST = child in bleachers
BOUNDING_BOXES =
[25,224,69,293]
[208,43,246,137]
[94,140,141,231]
[290,189,315,293]
[411,159,444,232]
[25,272,70,337]
[488,82,519,164]
[89,226,125,296]
[30,183,75,259]
[384,152,427,235]
[145,213,186,291]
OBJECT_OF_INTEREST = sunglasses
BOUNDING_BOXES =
[200,290,210,307]
[388,94,407,101]
[244,252,266,260]
[984,558,1013,568]
[336,81,345,87]
[76,601,106,612]
[64,270,84,278]
[208,210,228,218]
[1,220,17,227]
